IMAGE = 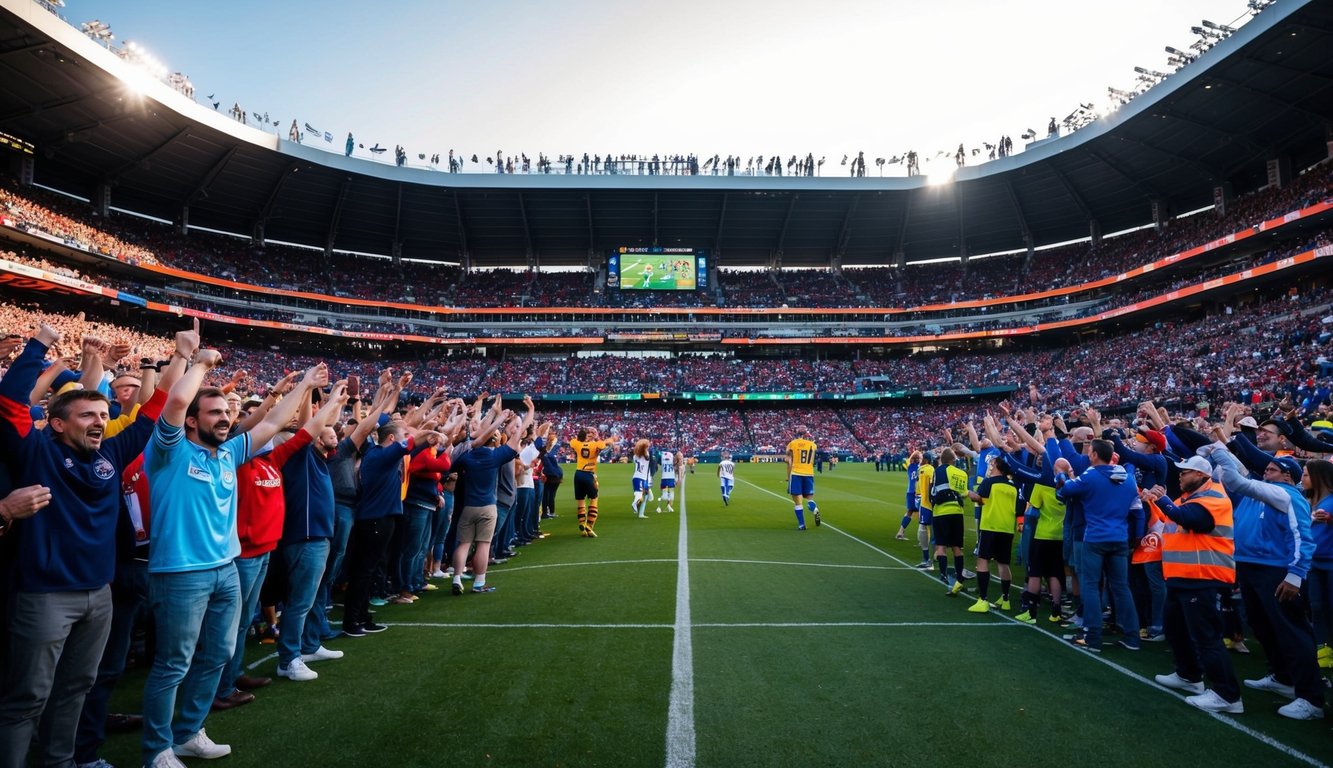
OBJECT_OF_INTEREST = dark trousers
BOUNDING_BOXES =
[343,517,396,629]
[1164,583,1240,701]
[1238,562,1325,705]
[541,479,561,517]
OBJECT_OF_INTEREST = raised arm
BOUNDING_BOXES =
[247,364,328,449]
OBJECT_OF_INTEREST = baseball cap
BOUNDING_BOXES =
[1270,456,1303,483]
[1311,419,1333,439]
[1174,456,1212,475]
[1236,416,1259,429]
[1135,429,1167,453]
[1260,418,1292,437]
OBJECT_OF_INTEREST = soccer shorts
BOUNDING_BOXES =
[574,470,599,501]
[633,478,650,492]
[919,506,933,526]
[905,493,919,513]
[1027,538,1065,579]
[660,478,676,489]
[787,474,815,497]
[977,530,1014,564]
[720,479,734,494]
[932,514,964,548]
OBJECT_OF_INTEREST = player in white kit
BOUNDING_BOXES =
[631,439,651,518]
[717,452,736,505]
[657,448,683,513]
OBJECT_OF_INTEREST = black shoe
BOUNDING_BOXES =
[361,622,388,633]
[452,583,464,595]
[342,624,367,638]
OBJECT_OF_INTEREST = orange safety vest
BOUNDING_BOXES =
[1156,480,1235,584]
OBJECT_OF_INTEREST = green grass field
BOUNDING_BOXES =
[98,463,1332,767]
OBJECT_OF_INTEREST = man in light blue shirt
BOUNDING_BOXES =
[140,323,325,768]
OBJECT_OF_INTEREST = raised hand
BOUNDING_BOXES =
[194,349,223,369]
[175,318,201,359]
[300,363,329,390]
[271,370,300,396]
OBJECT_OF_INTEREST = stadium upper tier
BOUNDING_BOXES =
[0,0,1331,266]
[1,165,1329,324]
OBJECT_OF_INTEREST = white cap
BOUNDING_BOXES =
[1174,455,1212,474]
[1237,416,1259,429]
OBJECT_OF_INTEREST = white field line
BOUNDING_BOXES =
[692,557,914,571]
[735,476,1329,768]
[383,621,1018,630]
[665,477,695,768]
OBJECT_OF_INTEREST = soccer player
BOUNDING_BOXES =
[895,450,921,540]
[568,427,618,537]
[657,446,682,513]
[640,263,654,288]
[718,452,736,505]
[967,455,1019,612]
[785,425,819,530]
[930,448,971,595]
[915,452,936,568]
[631,439,651,519]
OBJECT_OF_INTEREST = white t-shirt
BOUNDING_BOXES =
[661,452,677,480]
[517,444,539,489]
[719,460,735,480]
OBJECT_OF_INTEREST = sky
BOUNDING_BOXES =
[60,0,1256,177]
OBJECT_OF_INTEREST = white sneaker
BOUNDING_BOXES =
[961,569,977,580]
[277,657,319,681]
[149,749,188,768]
[1185,690,1244,714]
[172,729,231,759]
[1277,698,1325,720]
[430,569,447,579]
[299,646,345,663]
[1155,672,1205,694]
[1243,673,1296,698]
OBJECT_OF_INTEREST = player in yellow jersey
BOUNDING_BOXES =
[568,426,618,537]
[785,425,820,530]
[915,452,936,568]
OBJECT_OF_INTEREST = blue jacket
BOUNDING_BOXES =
[1309,492,1333,568]
[1211,446,1313,581]
[0,338,164,591]
[1057,463,1142,543]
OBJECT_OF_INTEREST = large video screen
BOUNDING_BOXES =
[607,248,708,291]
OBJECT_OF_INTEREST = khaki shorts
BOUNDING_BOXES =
[456,504,498,545]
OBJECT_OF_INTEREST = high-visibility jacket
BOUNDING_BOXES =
[1157,480,1235,585]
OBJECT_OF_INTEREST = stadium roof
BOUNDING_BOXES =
[0,0,1331,268]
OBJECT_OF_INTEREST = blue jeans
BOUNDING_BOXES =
[1079,540,1139,648]
[516,487,536,541]
[397,503,432,593]
[218,553,269,698]
[1144,560,1166,631]
[492,500,516,557]
[76,560,149,763]
[0,587,112,768]
[430,491,454,563]
[142,563,240,765]
[324,501,356,590]
[278,540,330,665]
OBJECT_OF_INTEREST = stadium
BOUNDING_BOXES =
[0,0,1332,765]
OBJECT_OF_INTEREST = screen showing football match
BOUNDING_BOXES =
[607,247,708,291]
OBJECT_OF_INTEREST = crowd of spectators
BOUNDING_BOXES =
[2,164,1329,322]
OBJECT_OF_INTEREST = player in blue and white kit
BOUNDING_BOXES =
[896,450,922,540]
[657,448,683,513]
[717,452,736,505]
[631,439,651,518]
